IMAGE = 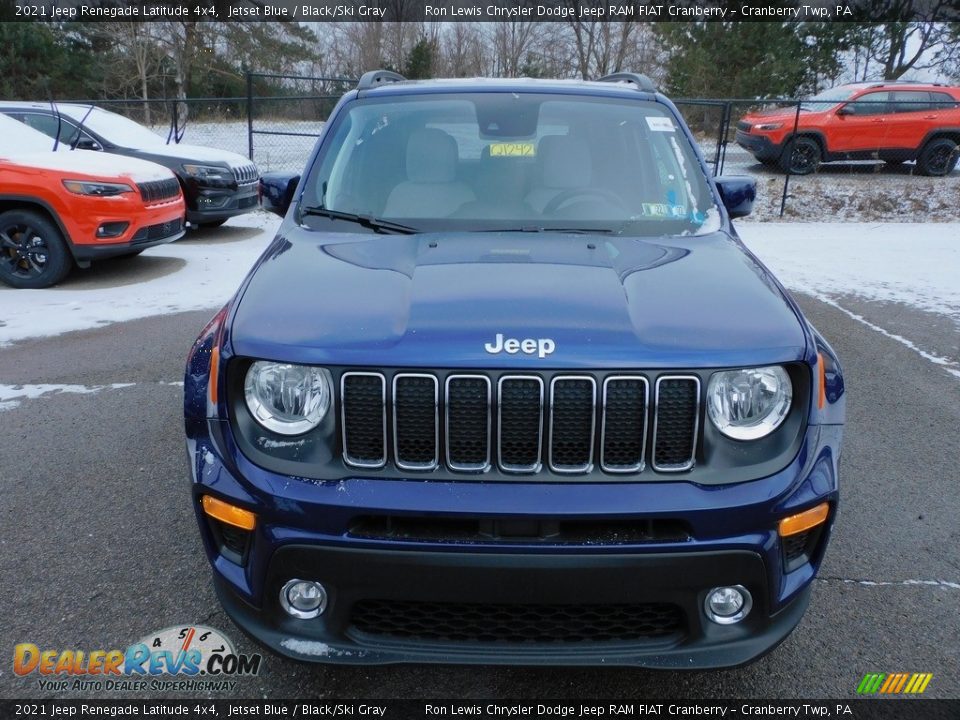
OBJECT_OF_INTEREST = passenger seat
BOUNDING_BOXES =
[384,128,474,218]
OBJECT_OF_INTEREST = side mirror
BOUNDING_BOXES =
[259,172,300,217]
[75,138,103,151]
[836,105,854,116]
[714,176,756,219]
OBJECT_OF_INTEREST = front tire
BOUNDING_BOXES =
[0,209,72,289]
[198,219,227,229]
[916,138,959,177]
[779,136,821,175]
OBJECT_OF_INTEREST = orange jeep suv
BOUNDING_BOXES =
[0,114,185,288]
[737,82,960,176]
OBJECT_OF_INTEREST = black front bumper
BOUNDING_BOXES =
[215,544,811,668]
[185,183,259,224]
[735,131,782,162]
[71,221,185,263]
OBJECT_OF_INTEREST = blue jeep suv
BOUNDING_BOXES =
[185,71,845,668]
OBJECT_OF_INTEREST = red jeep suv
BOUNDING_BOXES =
[737,82,960,176]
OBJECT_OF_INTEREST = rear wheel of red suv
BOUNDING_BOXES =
[916,138,959,177]
[779,136,821,175]
[0,209,72,289]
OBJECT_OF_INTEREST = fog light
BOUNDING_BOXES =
[280,579,327,619]
[704,585,752,625]
[96,221,129,238]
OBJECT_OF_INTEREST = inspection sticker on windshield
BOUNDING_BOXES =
[646,116,675,132]
[489,142,535,157]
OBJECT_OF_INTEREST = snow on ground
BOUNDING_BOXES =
[738,223,960,318]
[0,212,281,347]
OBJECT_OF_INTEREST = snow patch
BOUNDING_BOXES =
[739,222,960,317]
[0,213,281,346]
[257,437,306,449]
[0,400,21,412]
[821,577,960,591]
[280,639,343,657]
[0,383,134,402]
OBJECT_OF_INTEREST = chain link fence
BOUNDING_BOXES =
[23,76,960,220]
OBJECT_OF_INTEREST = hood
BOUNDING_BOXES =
[0,151,175,183]
[230,229,809,369]
[127,143,253,168]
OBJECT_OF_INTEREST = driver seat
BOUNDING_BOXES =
[525,135,593,214]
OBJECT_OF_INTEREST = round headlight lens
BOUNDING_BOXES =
[244,361,332,435]
[707,366,792,440]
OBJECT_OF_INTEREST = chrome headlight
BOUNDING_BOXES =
[244,362,332,435]
[707,366,792,441]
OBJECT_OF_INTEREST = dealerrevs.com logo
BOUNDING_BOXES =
[13,625,262,693]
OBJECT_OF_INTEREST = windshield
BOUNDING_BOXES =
[801,86,858,111]
[302,93,719,236]
[0,113,58,154]
[67,106,166,148]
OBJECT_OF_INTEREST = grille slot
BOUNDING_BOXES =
[445,375,491,471]
[601,376,648,473]
[393,374,438,470]
[350,599,684,644]
[652,376,700,472]
[341,372,386,468]
[497,376,544,473]
[548,376,596,473]
[136,177,181,204]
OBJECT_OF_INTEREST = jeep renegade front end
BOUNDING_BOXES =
[185,72,846,668]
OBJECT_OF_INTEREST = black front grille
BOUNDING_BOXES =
[339,370,701,476]
[130,217,183,244]
[341,373,386,467]
[393,374,438,468]
[498,377,543,471]
[350,599,684,644]
[653,377,699,471]
[137,177,181,203]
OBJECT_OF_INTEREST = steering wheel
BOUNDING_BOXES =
[542,187,627,215]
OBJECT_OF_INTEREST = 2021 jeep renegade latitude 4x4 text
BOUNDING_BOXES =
[185,72,846,668]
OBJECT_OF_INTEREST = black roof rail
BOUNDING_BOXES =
[596,72,656,93]
[357,70,407,91]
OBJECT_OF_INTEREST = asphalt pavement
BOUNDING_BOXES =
[1,294,958,700]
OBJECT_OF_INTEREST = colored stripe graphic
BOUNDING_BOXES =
[858,673,932,694]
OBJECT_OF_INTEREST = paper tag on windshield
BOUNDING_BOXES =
[646,116,675,132]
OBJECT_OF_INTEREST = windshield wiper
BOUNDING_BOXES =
[478,226,616,235]
[299,206,419,234]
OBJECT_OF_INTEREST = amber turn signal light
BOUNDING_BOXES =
[779,502,829,537]
[202,495,256,531]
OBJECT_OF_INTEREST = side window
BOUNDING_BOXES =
[849,91,890,116]
[892,91,931,114]
[930,91,960,110]
[21,113,93,146]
